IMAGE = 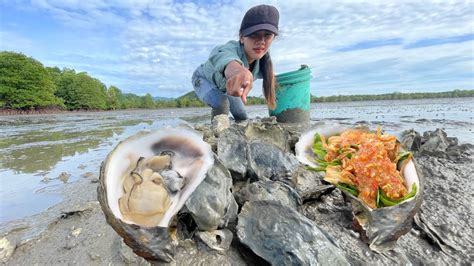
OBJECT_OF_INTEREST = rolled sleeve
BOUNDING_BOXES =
[208,42,243,73]
[200,40,250,91]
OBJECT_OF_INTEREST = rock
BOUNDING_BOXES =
[194,123,214,140]
[81,172,95,178]
[217,127,248,178]
[58,172,71,183]
[293,165,334,200]
[171,238,245,265]
[211,114,230,136]
[234,180,301,209]
[90,178,99,183]
[206,136,218,153]
[243,118,291,152]
[247,140,299,183]
[196,229,233,252]
[401,129,422,151]
[410,152,474,262]
[185,155,238,231]
[0,237,16,263]
[237,200,348,265]
[78,164,87,169]
[420,129,450,153]
[418,129,473,161]
[403,129,473,161]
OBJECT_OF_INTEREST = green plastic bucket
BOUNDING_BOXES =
[269,65,311,123]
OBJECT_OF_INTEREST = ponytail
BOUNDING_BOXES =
[260,52,276,109]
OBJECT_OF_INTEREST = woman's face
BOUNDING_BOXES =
[240,30,275,64]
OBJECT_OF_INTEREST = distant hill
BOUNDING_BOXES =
[177,91,198,100]
[153,96,174,101]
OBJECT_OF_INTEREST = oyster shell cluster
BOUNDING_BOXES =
[98,122,424,262]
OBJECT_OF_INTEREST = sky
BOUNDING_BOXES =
[0,0,473,98]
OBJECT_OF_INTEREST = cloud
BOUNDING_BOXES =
[335,38,403,52]
[1,0,472,98]
[404,33,474,49]
[29,0,126,28]
[0,30,33,52]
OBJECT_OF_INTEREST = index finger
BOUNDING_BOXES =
[240,81,252,104]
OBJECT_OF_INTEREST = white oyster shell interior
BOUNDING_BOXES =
[105,128,214,227]
[295,123,346,168]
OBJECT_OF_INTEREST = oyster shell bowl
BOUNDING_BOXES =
[295,123,423,251]
[98,128,213,261]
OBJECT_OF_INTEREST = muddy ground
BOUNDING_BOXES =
[1,127,473,265]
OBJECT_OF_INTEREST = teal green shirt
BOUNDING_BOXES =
[201,40,262,92]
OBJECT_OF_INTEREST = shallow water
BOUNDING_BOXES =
[0,97,472,224]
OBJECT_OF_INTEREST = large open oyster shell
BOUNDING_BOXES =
[98,128,213,261]
[295,123,423,251]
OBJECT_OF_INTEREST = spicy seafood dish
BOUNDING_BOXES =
[308,128,416,209]
[295,124,423,251]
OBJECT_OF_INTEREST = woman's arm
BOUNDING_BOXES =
[224,61,254,104]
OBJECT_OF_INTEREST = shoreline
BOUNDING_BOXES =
[1,96,473,116]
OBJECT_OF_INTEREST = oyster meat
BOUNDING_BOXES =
[295,123,423,251]
[98,128,213,261]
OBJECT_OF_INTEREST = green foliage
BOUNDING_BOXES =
[73,72,107,109]
[2,51,472,111]
[155,99,178,108]
[0,52,168,111]
[175,97,206,107]
[172,91,205,107]
[178,91,199,99]
[54,68,77,109]
[46,66,61,85]
[106,85,122,110]
[311,90,474,103]
[246,96,266,105]
[141,93,155,108]
[173,91,262,107]
[0,51,63,109]
[54,70,107,110]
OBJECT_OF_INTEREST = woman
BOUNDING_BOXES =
[192,4,279,120]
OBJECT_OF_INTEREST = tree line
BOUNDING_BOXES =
[310,90,474,103]
[1,51,472,111]
[0,51,207,111]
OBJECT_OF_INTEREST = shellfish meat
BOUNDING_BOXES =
[98,128,213,261]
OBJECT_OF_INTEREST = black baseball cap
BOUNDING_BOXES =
[240,4,279,37]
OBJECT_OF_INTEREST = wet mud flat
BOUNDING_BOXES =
[1,119,473,265]
[0,98,472,224]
